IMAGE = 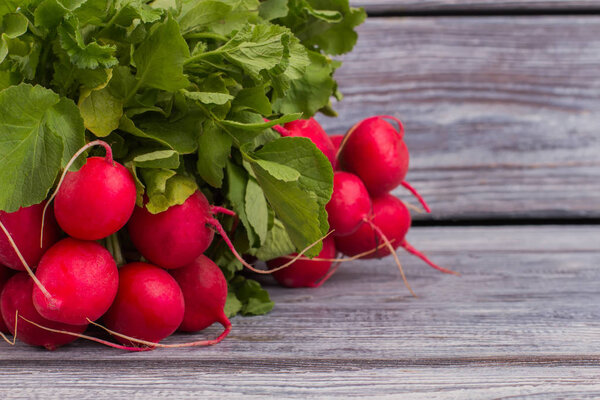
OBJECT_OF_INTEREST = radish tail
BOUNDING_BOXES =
[88,317,232,349]
[400,181,431,213]
[281,242,388,262]
[210,206,236,217]
[41,140,114,247]
[378,115,405,138]
[18,316,151,352]
[207,217,332,274]
[310,261,341,288]
[364,218,416,297]
[0,310,18,345]
[0,220,53,302]
[402,240,459,276]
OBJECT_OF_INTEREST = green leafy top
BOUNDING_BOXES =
[0,0,365,316]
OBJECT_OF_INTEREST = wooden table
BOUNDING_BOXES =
[2,2,600,398]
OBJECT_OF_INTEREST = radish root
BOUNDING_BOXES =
[0,310,18,345]
[0,220,53,302]
[88,317,232,349]
[310,261,341,288]
[17,316,151,351]
[281,241,389,263]
[207,214,334,275]
[364,218,416,297]
[210,206,236,217]
[401,240,459,276]
[400,181,431,213]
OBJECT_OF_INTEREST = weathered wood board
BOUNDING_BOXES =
[1,226,598,399]
[352,0,600,13]
[318,17,600,220]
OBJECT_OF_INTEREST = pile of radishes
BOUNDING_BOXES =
[0,141,235,351]
[268,116,456,292]
[0,116,453,352]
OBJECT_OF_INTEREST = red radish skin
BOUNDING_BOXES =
[268,236,337,288]
[128,192,215,269]
[128,190,299,275]
[0,202,60,271]
[170,255,231,333]
[103,263,185,345]
[330,134,344,153]
[1,273,87,350]
[54,156,136,240]
[283,118,337,168]
[336,194,411,259]
[326,171,372,237]
[338,116,431,212]
[0,265,14,333]
[339,116,408,196]
[336,194,456,275]
[32,238,118,326]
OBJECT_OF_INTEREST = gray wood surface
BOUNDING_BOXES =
[352,0,600,13]
[1,226,599,399]
[318,17,600,220]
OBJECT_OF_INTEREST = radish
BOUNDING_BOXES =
[276,118,337,168]
[335,194,456,275]
[128,190,306,275]
[1,273,87,350]
[170,255,231,338]
[103,262,185,344]
[0,201,60,271]
[32,238,119,326]
[330,134,344,153]
[338,116,431,212]
[268,236,337,288]
[53,141,136,241]
[326,171,371,237]
[127,191,216,269]
[0,266,13,333]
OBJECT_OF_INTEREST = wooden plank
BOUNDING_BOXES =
[0,226,599,398]
[317,17,600,220]
[352,0,600,14]
[3,364,600,399]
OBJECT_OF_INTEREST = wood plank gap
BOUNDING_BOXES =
[3,355,600,370]
[413,217,600,227]
[365,8,600,17]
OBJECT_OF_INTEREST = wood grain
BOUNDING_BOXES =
[0,226,599,398]
[318,17,600,220]
[352,0,600,13]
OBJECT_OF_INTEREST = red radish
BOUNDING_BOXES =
[280,118,337,168]
[330,134,344,153]
[128,191,216,269]
[0,201,60,271]
[335,194,411,258]
[32,238,119,326]
[0,265,14,333]
[268,236,337,288]
[103,262,185,345]
[53,141,136,240]
[170,255,231,335]
[338,116,430,212]
[326,171,371,237]
[335,194,456,275]
[1,273,87,350]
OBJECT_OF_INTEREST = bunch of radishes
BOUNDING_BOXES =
[0,141,237,351]
[0,115,453,352]
[267,116,456,291]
